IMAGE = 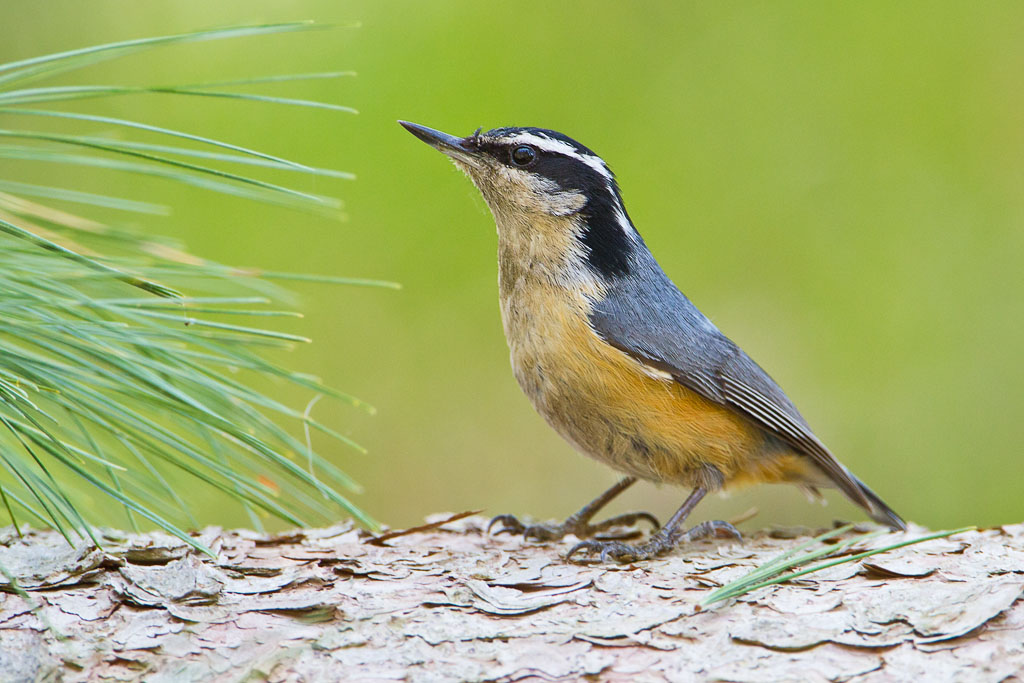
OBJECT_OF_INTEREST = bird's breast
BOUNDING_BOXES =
[497,271,786,489]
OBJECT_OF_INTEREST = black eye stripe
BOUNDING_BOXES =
[491,144,592,174]
[475,136,614,200]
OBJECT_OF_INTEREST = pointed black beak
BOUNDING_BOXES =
[399,121,478,157]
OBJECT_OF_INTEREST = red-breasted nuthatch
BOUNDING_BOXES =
[400,121,906,562]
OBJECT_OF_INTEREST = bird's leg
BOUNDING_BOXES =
[566,487,741,563]
[488,476,659,542]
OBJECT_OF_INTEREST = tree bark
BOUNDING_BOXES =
[1,515,1022,682]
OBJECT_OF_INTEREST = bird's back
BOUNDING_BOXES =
[588,250,905,529]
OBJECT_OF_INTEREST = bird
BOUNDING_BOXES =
[399,120,906,562]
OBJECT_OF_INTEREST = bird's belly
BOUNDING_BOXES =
[501,286,790,490]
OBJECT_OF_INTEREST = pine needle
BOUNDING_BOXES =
[0,24,383,552]
[700,525,975,608]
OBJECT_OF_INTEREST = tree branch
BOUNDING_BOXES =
[1,517,1022,681]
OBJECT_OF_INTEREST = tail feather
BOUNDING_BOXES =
[849,474,906,530]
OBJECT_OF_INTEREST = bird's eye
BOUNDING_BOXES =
[510,145,537,166]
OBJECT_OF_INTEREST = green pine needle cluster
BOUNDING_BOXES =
[701,524,974,608]
[0,23,390,554]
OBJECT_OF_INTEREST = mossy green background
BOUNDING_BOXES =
[3,2,1022,531]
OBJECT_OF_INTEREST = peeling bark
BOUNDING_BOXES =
[1,517,1022,682]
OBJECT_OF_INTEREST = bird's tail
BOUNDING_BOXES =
[848,473,907,531]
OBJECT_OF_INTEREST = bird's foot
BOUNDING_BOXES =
[566,519,741,563]
[488,511,659,543]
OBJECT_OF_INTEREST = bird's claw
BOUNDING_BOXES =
[566,519,742,563]
[689,519,742,542]
[487,514,526,536]
[588,511,660,534]
[487,510,660,543]
[488,514,566,540]
[567,539,645,563]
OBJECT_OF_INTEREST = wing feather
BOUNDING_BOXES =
[589,263,905,529]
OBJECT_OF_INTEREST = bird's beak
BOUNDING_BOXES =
[399,121,483,166]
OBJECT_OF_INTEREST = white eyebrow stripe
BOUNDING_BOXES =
[508,132,612,180]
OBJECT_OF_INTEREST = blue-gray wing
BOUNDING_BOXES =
[589,264,904,529]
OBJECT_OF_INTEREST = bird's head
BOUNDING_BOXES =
[400,121,640,279]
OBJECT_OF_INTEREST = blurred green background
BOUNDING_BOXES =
[3,1,1022,532]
